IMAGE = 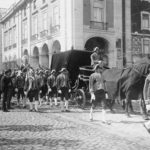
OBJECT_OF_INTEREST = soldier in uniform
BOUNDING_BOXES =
[47,69,57,106]
[26,69,40,112]
[1,69,12,112]
[89,64,109,124]
[16,71,26,108]
[39,70,48,106]
[56,68,71,112]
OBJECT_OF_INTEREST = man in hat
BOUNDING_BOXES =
[39,70,48,106]
[56,67,71,112]
[1,69,12,112]
[90,47,104,66]
[47,69,57,106]
[89,64,109,124]
[16,70,26,108]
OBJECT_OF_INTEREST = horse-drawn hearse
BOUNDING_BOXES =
[51,50,150,119]
[51,50,94,108]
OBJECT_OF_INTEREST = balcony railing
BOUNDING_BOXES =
[90,21,108,30]
[22,39,28,44]
[50,25,60,34]
[40,30,48,38]
[31,34,38,41]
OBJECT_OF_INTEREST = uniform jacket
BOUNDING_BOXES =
[89,72,105,93]
[47,74,56,88]
[56,73,70,90]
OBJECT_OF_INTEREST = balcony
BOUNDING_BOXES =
[40,30,48,38]
[50,25,60,34]
[90,21,108,30]
[21,39,28,44]
[31,34,38,41]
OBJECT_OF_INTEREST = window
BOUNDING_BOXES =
[13,16,16,24]
[53,6,59,26]
[22,20,28,39]
[32,15,38,35]
[12,26,16,44]
[24,7,27,17]
[42,0,46,4]
[143,38,150,54]
[33,0,37,10]
[92,0,104,22]
[9,29,11,46]
[4,32,7,47]
[42,11,47,30]
[141,12,150,30]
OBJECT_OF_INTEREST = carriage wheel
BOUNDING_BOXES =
[75,89,86,108]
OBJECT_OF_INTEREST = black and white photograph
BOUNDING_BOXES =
[0,0,150,149]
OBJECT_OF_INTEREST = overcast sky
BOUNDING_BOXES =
[0,0,19,9]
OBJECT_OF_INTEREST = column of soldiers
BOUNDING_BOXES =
[0,66,71,113]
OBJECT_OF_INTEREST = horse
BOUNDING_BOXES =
[102,58,150,119]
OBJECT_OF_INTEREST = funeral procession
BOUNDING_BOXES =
[1,0,150,150]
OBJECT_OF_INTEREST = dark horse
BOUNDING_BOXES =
[102,58,150,119]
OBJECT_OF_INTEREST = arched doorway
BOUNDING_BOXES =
[33,47,39,68]
[85,37,108,52]
[52,40,61,53]
[24,49,28,56]
[41,44,49,68]
[85,37,109,65]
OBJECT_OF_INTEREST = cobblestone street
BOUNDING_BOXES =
[0,100,150,150]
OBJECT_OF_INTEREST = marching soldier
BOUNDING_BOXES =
[1,69,12,112]
[47,69,57,106]
[26,69,40,112]
[56,68,71,112]
[89,64,109,124]
[39,70,48,106]
[16,71,26,108]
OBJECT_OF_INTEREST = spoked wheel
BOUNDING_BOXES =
[75,89,86,109]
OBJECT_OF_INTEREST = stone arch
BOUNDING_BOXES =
[52,40,61,53]
[41,43,49,68]
[84,36,109,52]
[84,37,109,66]
[24,49,29,56]
[32,46,39,68]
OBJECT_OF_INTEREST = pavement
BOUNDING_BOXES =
[0,99,150,150]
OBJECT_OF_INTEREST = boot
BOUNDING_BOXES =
[65,100,70,112]
[54,97,58,106]
[89,107,93,121]
[29,102,33,111]
[60,101,65,112]
[49,98,53,107]
[34,101,39,112]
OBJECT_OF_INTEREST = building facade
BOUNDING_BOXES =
[0,8,6,72]
[0,0,132,69]
[131,0,150,63]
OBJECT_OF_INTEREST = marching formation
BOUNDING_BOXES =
[0,66,71,113]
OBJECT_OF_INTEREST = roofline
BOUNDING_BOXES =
[0,0,30,23]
